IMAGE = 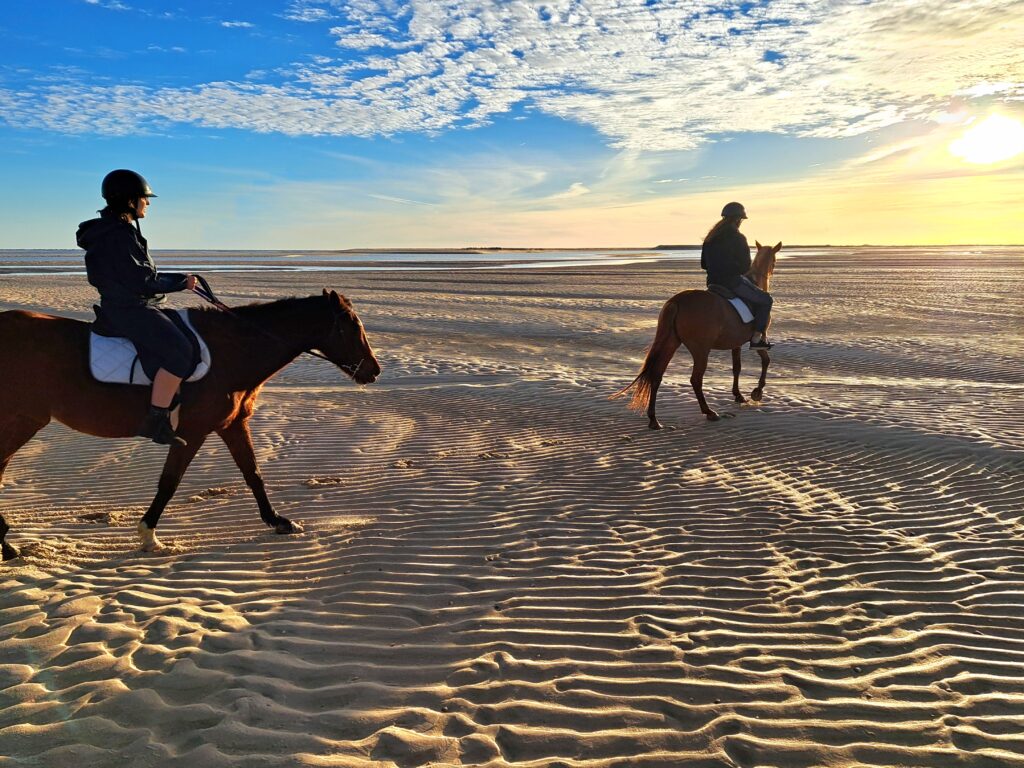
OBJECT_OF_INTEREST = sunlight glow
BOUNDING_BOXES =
[949,115,1024,164]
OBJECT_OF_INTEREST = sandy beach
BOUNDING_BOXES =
[1,248,1023,767]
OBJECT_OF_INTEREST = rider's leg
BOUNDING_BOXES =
[138,320,194,446]
[139,369,188,446]
[151,368,183,408]
[733,279,773,342]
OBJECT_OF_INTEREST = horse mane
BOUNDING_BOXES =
[193,292,354,320]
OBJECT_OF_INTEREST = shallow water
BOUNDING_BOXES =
[2,245,1018,277]
[0,247,700,275]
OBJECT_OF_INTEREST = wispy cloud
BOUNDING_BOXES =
[547,182,591,200]
[83,0,131,10]
[220,20,255,28]
[283,1,338,22]
[7,1,1024,150]
[367,193,435,206]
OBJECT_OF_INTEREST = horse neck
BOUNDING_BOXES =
[219,296,326,386]
[747,256,772,291]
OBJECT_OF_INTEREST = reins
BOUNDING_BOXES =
[190,275,365,378]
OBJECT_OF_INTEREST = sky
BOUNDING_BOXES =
[2,0,1024,248]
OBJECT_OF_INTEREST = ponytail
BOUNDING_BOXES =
[99,199,137,224]
[703,216,742,243]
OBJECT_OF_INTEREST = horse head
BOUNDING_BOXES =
[317,289,381,385]
[752,241,782,291]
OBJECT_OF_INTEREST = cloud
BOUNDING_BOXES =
[367,193,435,206]
[83,0,131,9]
[221,20,255,28]
[283,1,338,22]
[7,1,1024,150]
[547,182,591,200]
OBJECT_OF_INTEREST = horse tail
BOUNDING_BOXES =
[611,299,680,412]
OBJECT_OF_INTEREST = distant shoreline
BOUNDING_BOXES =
[1,244,1022,255]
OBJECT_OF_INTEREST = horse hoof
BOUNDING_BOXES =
[648,420,663,431]
[137,521,163,552]
[705,411,721,421]
[275,518,304,535]
[2,542,19,561]
[734,395,747,404]
[750,389,763,402]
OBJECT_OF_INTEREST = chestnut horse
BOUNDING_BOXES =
[614,241,780,428]
[0,289,380,560]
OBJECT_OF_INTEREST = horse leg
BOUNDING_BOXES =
[217,419,302,534]
[687,346,719,421]
[138,434,208,551]
[751,349,770,401]
[0,417,48,561]
[731,348,746,403]
[644,341,682,431]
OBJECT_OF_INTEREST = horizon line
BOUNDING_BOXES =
[2,244,1023,253]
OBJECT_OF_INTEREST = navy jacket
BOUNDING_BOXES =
[77,212,188,307]
[700,228,751,288]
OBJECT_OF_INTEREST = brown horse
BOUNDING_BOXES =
[614,241,780,428]
[0,289,380,560]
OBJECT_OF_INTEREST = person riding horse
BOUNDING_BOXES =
[700,202,774,350]
[76,170,198,446]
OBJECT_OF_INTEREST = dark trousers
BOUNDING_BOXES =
[731,277,773,334]
[103,304,195,378]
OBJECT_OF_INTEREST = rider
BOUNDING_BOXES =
[700,202,773,350]
[76,169,197,446]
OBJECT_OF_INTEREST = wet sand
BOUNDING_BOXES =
[1,248,1023,767]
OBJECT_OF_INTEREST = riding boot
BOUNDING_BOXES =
[137,406,187,447]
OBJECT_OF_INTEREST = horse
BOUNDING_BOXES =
[614,241,780,429]
[0,289,380,560]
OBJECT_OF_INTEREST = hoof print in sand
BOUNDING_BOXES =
[305,475,347,487]
[188,487,233,503]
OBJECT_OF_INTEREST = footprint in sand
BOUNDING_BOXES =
[477,451,512,460]
[304,475,347,487]
[188,487,233,503]
[78,511,108,524]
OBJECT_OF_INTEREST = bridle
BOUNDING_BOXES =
[191,275,366,379]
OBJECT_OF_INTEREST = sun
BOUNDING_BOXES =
[949,114,1024,164]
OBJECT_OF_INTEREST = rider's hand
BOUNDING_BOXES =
[186,274,198,290]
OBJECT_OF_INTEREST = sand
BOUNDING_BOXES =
[1,248,1023,767]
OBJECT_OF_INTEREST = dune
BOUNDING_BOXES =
[1,248,1023,767]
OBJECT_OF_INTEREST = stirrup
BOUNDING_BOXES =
[749,338,773,350]
[137,407,187,447]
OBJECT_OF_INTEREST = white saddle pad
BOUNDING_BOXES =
[728,297,754,324]
[89,310,211,385]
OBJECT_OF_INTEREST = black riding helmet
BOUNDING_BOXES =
[721,201,747,219]
[101,169,157,202]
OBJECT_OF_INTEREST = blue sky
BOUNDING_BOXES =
[2,0,1023,247]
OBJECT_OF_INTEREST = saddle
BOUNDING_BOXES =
[89,306,211,385]
[707,284,754,324]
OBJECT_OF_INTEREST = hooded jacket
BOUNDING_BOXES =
[76,211,188,307]
[700,227,751,288]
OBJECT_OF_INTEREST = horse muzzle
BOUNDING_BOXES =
[351,357,381,385]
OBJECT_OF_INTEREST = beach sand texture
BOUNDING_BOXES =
[1,249,1023,767]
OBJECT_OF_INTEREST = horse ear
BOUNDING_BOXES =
[755,240,762,249]
[322,288,330,297]
[773,241,782,253]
